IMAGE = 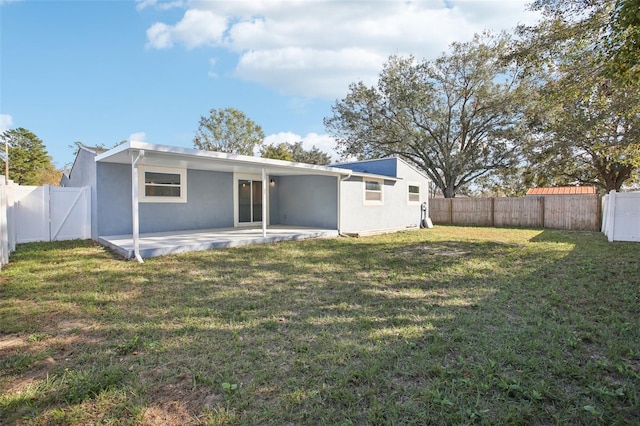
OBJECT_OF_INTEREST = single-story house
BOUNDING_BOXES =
[62,141,431,260]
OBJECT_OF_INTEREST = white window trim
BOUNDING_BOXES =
[363,178,384,206]
[407,182,421,205]
[138,165,187,203]
[233,173,268,226]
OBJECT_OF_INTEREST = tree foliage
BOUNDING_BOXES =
[515,0,640,192]
[525,0,639,84]
[604,0,640,84]
[261,141,332,165]
[324,33,530,197]
[194,108,265,155]
[261,143,294,162]
[1,128,60,185]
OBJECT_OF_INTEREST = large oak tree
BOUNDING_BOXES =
[324,33,531,198]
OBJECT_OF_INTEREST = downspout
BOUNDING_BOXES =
[261,168,267,238]
[338,172,352,235]
[131,150,145,263]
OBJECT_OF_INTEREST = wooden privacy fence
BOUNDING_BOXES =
[429,195,601,231]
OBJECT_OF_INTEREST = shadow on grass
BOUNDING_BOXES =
[1,229,639,424]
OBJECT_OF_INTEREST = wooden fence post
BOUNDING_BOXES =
[449,198,453,225]
[490,197,495,227]
[540,196,545,228]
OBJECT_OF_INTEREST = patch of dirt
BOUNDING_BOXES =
[142,402,199,426]
[141,367,222,425]
[0,335,26,352]
[57,319,94,334]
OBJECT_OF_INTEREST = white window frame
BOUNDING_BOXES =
[363,178,384,205]
[233,173,267,226]
[138,165,187,203]
[407,182,421,205]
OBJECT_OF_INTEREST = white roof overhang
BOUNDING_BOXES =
[96,141,357,177]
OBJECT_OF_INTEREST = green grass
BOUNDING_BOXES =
[0,227,639,425]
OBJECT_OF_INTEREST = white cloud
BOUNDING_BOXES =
[136,0,185,11]
[147,9,227,50]
[129,131,146,142]
[0,114,13,132]
[145,0,541,98]
[236,47,385,98]
[264,131,338,161]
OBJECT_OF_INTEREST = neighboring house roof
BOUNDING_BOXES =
[95,141,378,179]
[526,186,596,196]
[81,146,109,155]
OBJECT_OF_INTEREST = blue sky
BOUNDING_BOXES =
[1,0,539,169]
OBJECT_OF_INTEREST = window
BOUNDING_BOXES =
[139,166,187,203]
[364,178,383,205]
[408,183,421,204]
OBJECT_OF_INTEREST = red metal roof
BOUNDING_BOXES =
[526,186,596,196]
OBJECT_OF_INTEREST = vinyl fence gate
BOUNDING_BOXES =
[12,184,91,244]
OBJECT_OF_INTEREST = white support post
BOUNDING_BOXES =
[262,168,267,238]
[131,150,145,263]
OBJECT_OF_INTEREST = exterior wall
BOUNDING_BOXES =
[97,163,234,235]
[269,176,280,224]
[61,147,99,239]
[277,175,338,229]
[67,150,429,238]
[339,158,430,234]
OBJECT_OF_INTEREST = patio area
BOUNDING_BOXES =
[98,226,340,260]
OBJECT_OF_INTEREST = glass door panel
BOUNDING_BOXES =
[238,179,252,223]
[252,181,262,222]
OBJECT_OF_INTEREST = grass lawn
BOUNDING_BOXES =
[1,226,639,425]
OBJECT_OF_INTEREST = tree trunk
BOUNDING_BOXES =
[442,182,456,198]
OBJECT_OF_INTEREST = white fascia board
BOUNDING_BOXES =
[350,171,401,182]
[96,141,351,176]
[94,141,133,162]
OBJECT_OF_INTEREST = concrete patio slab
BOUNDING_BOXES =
[99,226,339,260]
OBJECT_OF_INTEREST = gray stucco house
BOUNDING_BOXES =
[63,141,431,260]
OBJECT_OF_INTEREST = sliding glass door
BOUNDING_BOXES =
[237,179,262,224]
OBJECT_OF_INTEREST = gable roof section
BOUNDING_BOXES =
[81,145,109,155]
[526,186,596,196]
[64,144,109,183]
[95,141,399,180]
[332,156,429,180]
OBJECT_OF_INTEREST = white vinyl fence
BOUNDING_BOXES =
[602,190,640,242]
[0,181,91,268]
[0,179,16,268]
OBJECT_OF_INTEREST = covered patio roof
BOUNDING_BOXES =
[96,141,353,177]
